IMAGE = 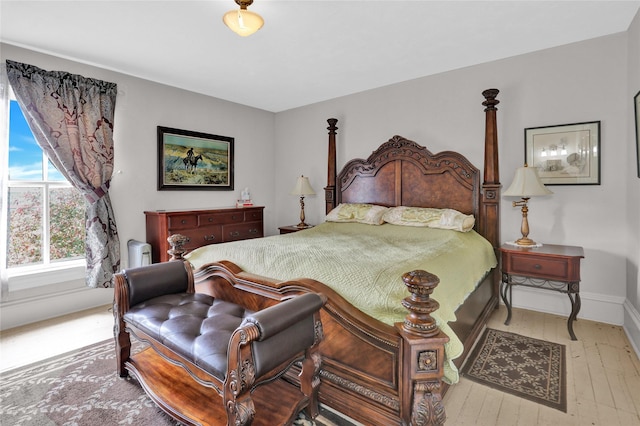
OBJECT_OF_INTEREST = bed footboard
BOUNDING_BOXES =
[183,255,448,426]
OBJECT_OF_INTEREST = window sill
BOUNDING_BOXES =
[6,260,86,293]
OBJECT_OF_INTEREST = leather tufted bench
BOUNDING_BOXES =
[113,260,326,426]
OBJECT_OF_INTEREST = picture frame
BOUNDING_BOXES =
[157,126,234,191]
[635,90,640,178]
[524,121,600,185]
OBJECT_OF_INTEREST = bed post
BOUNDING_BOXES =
[325,118,338,214]
[395,270,448,425]
[480,89,501,249]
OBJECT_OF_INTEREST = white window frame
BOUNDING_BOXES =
[0,70,85,302]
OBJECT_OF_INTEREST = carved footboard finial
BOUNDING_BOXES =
[400,270,441,337]
[167,234,189,261]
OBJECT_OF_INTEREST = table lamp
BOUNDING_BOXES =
[290,175,315,228]
[503,165,553,246]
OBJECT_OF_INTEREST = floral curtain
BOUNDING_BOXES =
[6,60,120,288]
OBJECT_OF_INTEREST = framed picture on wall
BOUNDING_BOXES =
[157,126,234,190]
[524,121,601,185]
[635,90,640,178]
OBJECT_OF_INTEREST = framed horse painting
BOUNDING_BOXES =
[157,126,234,191]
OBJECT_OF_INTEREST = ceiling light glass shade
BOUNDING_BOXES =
[290,176,316,196]
[223,8,264,37]
[503,166,553,197]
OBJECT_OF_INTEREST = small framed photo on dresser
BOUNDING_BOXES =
[525,121,600,185]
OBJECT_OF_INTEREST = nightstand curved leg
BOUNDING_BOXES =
[567,291,580,341]
[500,280,512,326]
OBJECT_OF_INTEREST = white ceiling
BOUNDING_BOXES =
[1,1,639,112]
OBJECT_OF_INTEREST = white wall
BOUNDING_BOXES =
[624,10,640,354]
[275,31,637,328]
[0,44,276,329]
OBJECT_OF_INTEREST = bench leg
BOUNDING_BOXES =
[113,303,131,378]
[300,345,322,419]
[224,363,257,426]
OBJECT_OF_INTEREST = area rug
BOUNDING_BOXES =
[0,339,356,425]
[462,328,566,412]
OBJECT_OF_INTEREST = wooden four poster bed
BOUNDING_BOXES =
[171,89,501,425]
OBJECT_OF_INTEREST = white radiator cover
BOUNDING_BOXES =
[127,239,152,268]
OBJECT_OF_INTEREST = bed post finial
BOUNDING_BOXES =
[482,88,499,111]
[325,118,338,214]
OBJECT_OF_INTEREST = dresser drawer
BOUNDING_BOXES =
[223,222,263,242]
[244,209,263,222]
[178,226,222,249]
[509,254,568,281]
[199,211,245,225]
[168,214,198,230]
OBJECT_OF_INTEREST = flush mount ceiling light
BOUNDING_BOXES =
[223,0,264,37]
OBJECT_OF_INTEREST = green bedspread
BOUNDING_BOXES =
[186,221,497,384]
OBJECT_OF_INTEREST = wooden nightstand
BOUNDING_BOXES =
[500,243,584,340]
[278,225,313,234]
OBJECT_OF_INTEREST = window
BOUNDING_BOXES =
[3,96,86,274]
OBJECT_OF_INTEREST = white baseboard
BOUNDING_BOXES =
[509,286,624,325]
[0,287,113,331]
[623,299,640,360]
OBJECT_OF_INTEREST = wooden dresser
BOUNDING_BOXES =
[145,206,264,263]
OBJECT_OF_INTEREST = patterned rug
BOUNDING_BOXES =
[0,339,356,425]
[462,328,567,412]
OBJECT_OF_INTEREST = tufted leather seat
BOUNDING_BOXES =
[125,294,253,380]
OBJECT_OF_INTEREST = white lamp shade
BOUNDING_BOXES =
[503,166,553,197]
[223,8,264,37]
[290,176,315,196]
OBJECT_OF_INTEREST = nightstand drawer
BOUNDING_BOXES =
[509,255,568,280]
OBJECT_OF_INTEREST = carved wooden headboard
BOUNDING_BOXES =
[324,89,501,248]
[335,136,480,217]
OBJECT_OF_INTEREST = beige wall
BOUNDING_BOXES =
[276,28,637,328]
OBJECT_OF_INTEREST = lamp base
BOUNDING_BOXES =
[296,222,311,229]
[514,237,538,246]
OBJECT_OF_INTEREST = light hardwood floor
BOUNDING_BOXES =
[0,304,114,372]
[1,304,639,425]
[444,305,640,426]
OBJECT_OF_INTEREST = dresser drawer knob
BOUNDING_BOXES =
[208,217,214,222]
[249,229,258,234]
[181,219,187,224]
[534,264,542,269]
[230,231,240,237]
[204,235,216,241]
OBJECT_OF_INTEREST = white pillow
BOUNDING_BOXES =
[383,206,475,232]
[325,203,389,225]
